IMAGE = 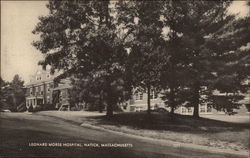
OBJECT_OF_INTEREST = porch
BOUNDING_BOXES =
[26,96,44,108]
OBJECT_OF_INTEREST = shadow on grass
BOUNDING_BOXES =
[0,128,83,158]
[0,127,157,158]
[84,112,250,133]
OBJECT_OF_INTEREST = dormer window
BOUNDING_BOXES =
[36,76,41,80]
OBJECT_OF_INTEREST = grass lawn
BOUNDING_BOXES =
[81,112,250,152]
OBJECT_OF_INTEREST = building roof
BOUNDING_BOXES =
[25,69,61,87]
[53,84,72,91]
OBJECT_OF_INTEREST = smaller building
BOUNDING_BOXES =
[127,87,250,115]
[128,89,164,112]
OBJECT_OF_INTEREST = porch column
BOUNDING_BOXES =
[32,99,34,107]
[205,104,207,114]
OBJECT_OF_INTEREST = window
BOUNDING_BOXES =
[154,92,158,99]
[135,92,139,100]
[123,103,128,110]
[181,107,187,113]
[47,84,50,92]
[200,105,206,113]
[40,85,43,95]
[35,87,39,96]
[47,74,50,78]
[187,107,192,113]
[47,96,50,103]
[135,91,143,101]
[139,93,143,100]
[47,83,53,92]
[59,95,62,102]
[150,90,158,99]
[207,106,212,113]
[39,99,44,105]
[30,88,33,95]
[36,76,41,80]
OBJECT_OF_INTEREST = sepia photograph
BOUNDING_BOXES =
[0,0,249,158]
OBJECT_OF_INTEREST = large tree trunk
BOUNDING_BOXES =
[12,93,17,112]
[98,90,103,113]
[147,84,151,115]
[106,92,113,117]
[99,102,103,113]
[169,86,175,114]
[193,83,200,118]
[170,106,175,114]
[106,103,113,117]
[106,89,114,117]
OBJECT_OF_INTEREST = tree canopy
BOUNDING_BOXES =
[159,1,250,117]
[33,0,249,117]
[33,1,131,116]
[0,75,26,112]
[116,1,165,114]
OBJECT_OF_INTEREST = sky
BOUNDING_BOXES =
[1,1,48,83]
[1,1,249,83]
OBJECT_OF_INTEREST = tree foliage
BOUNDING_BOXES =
[33,0,131,117]
[0,75,26,112]
[116,1,165,114]
[160,1,250,117]
[33,0,249,117]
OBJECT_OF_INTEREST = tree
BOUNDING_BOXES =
[160,67,192,114]
[116,1,165,114]
[69,76,106,112]
[161,1,250,117]
[159,3,194,114]
[69,73,130,112]
[33,0,130,117]
[9,75,26,111]
[0,75,26,112]
[208,1,250,114]
[0,77,10,110]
